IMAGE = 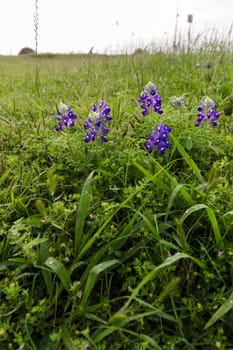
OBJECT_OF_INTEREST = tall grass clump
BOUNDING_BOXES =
[0,32,233,349]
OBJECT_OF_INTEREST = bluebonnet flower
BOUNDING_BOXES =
[170,96,188,109]
[138,81,163,116]
[195,97,220,127]
[84,100,112,143]
[146,123,172,155]
[55,102,77,131]
[195,63,201,69]
[205,60,211,69]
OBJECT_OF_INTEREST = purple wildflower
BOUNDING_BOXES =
[195,97,220,127]
[84,100,112,143]
[55,102,77,131]
[138,81,163,116]
[146,123,172,155]
[170,96,188,109]
[205,60,211,69]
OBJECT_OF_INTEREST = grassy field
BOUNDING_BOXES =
[0,49,233,349]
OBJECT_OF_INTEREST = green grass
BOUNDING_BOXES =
[0,49,233,349]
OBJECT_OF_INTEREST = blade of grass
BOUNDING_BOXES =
[80,259,120,307]
[132,161,170,193]
[77,167,164,260]
[180,203,208,223]
[75,170,95,256]
[170,133,205,183]
[165,184,184,221]
[200,243,225,284]
[135,210,160,240]
[204,291,233,329]
[135,159,194,205]
[61,325,83,350]
[38,241,53,300]
[93,323,162,349]
[129,296,176,321]
[0,168,11,185]
[123,252,205,310]
[180,204,223,249]
[206,206,223,249]
[45,257,71,292]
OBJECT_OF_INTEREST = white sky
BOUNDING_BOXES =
[0,0,232,55]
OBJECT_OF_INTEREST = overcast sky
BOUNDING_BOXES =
[0,0,232,55]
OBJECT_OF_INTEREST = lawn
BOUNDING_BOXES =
[0,49,233,349]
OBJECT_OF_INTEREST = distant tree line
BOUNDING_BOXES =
[18,47,35,55]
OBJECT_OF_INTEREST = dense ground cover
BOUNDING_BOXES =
[0,50,233,349]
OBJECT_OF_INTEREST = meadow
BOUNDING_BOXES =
[0,48,233,349]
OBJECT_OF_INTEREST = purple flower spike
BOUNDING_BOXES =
[84,100,112,143]
[138,81,163,116]
[55,102,77,131]
[206,60,211,69]
[195,97,220,127]
[170,96,188,109]
[146,123,172,155]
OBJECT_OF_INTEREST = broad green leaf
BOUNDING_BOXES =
[45,257,71,292]
[180,204,208,223]
[39,241,53,300]
[159,239,180,251]
[80,259,120,307]
[166,184,184,220]
[204,291,233,329]
[25,237,48,249]
[206,207,223,248]
[0,168,11,185]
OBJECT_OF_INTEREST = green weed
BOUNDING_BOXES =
[0,48,233,349]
